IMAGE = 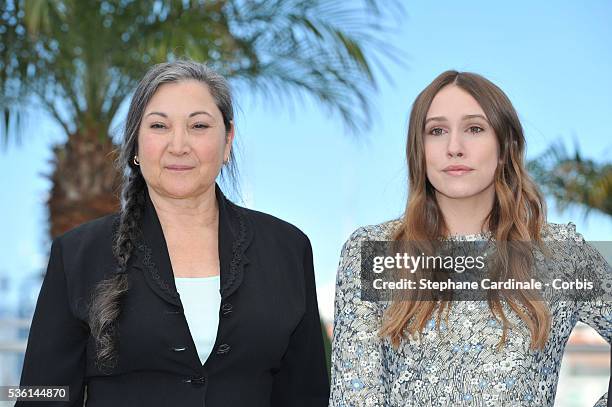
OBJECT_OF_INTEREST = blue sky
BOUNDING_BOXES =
[1,0,611,321]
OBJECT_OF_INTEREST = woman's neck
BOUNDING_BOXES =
[435,186,495,236]
[147,184,219,232]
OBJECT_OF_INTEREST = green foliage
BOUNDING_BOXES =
[0,0,405,146]
[527,141,612,218]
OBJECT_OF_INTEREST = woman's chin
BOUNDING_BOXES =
[436,188,489,201]
[157,185,203,200]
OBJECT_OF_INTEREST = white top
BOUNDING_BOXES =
[174,275,221,365]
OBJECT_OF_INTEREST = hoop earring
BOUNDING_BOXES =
[133,155,140,166]
[223,156,230,165]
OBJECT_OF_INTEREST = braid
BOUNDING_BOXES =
[89,172,145,372]
[113,173,146,271]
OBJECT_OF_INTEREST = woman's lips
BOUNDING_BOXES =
[443,169,473,176]
[165,165,194,171]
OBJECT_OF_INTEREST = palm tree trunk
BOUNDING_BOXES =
[47,130,121,238]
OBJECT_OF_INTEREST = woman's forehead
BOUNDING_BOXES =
[427,85,486,119]
[145,81,218,114]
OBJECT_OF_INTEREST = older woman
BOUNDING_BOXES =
[16,60,330,406]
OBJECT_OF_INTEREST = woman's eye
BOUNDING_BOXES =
[150,123,166,129]
[429,127,444,136]
[468,126,484,134]
[193,123,210,129]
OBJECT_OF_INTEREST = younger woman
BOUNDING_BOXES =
[330,71,611,406]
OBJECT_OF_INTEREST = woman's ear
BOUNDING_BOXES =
[225,121,235,159]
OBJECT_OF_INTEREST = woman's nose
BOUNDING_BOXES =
[168,127,189,154]
[446,132,465,158]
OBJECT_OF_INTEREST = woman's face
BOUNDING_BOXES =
[423,84,499,201]
[137,80,233,200]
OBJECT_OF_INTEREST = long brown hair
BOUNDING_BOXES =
[379,70,551,350]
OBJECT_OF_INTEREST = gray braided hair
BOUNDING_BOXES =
[88,60,236,371]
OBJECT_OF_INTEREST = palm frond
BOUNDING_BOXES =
[1,0,406,145]
[527,140,612,218]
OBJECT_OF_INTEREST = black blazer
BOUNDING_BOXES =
[16,184,330,406]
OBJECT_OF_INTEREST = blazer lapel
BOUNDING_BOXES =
[133,187,182,307]
[131,183,254,308]
[217,183,254,300]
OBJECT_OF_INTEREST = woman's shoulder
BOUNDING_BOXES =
[56,212,120,248]
[342,218,402,248]
[234,204,310,246]
[541,221,584,241]
[48,213,120,303]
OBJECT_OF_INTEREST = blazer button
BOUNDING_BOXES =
[221,303,233,317]
[216,343,231,355]
[182,376,206,386]
[170,346,186,352]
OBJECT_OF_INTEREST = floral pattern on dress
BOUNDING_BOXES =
[329,221,611,407]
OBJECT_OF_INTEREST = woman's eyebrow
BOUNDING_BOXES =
[461,114,488,122]
[425,116,447,124]
[188,111,213,118]
[145,111,168,118]
[144,111,213,118]
[425,114,488,125]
